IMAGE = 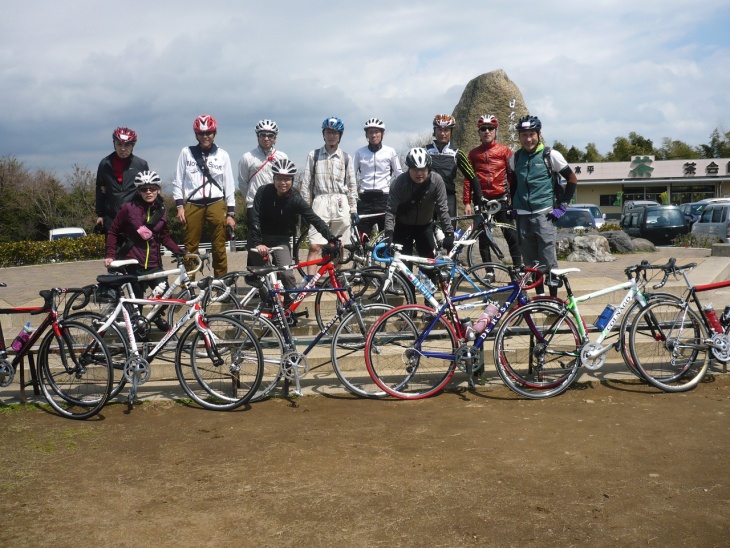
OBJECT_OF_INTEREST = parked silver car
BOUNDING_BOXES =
[572,203,606,228]
[691,202,730,243]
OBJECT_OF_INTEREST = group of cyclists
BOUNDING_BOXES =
[95,111,581,317]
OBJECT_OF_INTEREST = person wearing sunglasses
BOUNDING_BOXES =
[463,114,522,266]
[95,126,150,234]
[172,114,236,277]
[104,171,184,330]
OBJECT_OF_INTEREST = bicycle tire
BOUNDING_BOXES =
[451,263,512,307]
[466,223,518,268]
[492,301,581,399]
[37,320,114,420]
[175,315,263,410]
[221,309,285,402]
[64,311,130,399]
[331,303,393,398]
[365,304,457,399]
[629,300,710,392]
[313,280,353,332]
[618,292,683,377]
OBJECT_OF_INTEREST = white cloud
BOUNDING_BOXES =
[1,0,729,181]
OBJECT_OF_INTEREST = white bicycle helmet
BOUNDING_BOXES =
[255,119,279,135]
[405,147,432,169]
[364,118,385,131]
[134,170,162,188]
[271,158,297,177]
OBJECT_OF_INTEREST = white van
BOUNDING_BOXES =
[49,227,87,241]
[621,200,659,215]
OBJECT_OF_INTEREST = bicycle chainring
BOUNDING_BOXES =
[124,356,151,384]
[0,359,14,387]
[580,342,606,371]
[710,333,730,362]
[454,344,481,374]
[282,351,308,380]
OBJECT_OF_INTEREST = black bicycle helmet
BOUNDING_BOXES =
[516,115,542,132]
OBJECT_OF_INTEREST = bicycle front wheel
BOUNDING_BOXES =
[365,305,457,399]
[493,302,581,399]
[37,321,114,420]
[221,310,285,402]
[175,315,263,410]
[331,303,393,398]
[629,300,709,392]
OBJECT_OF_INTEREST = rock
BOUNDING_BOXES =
[602,230,634,253]
[566,235,615,262]
[632,238,656,252]
[451,69,529,160]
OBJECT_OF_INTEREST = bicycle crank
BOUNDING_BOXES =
[282,351,309,381]
[580,342,607,371]
[710,333,730,362]
[124,356,151,385]
[0,359,14,387]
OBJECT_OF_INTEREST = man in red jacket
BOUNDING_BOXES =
[463,114,521,266]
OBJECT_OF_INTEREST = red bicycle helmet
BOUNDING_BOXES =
[477,114,499,128]
[112,127,137,144]
[193,115,217,133]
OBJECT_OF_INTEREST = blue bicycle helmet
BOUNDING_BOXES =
[322,117,345,133]
[516,115,542,132]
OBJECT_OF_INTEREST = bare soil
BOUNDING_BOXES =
[2,375,730,547]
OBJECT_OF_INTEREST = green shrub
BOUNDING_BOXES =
[672,233,722,249]
[0,235,105,267]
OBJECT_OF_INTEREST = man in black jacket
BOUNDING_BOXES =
[95,127,150,232]
[249,159,339,292]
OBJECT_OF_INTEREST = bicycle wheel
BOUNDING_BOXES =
[37,321,113,420]
[293,228,309,278]
[629,300,709,392]
[331,303,393,398]
[314,280,352,332]
[493,301,581,399]
[618,293,682,377]
[65,312,130,399]
[467,224,518,267]
[451,263,512,306]
[365,304,457,399]
[175,315,263,410]
[202,279,243,316]
[221,309,285,402]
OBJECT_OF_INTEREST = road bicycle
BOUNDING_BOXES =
[492,259,684,398]
[0,283,113,419]
[224,247,392,399]
[90,274,263,410]
[628,261,730,392]
[363,248,572,400]
[63,253,239,331]
[450,199,518,268]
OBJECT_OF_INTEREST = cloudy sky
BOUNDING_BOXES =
[2,0,729,183]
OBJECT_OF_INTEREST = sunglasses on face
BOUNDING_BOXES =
[479,126,496,132]
[258,133,276,139]
[139,186,159,192]
[196,131,216,136]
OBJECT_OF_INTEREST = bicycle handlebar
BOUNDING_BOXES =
[372,242,392,264]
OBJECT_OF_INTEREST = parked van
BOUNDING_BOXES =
[621,200,659,215]
[49,227,87,241]
[620,205,689,245]
[691,202,730,243]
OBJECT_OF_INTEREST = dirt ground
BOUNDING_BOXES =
[2,373,729,547]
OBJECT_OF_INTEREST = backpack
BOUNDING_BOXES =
[510,146,566,205]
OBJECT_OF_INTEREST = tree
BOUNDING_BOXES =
[606,132,657,161]
[698,128,730,158]
[656,137,700,160]
[584,143,604,163]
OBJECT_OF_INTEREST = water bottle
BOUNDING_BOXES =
[594,304,616,331]
[704,303,723,333]
[151,281,166,297]
[417,271,436,293]
[11,322,34,352]
[454,227,463,241]
[472,300,499,334]
[297,275,312,289]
